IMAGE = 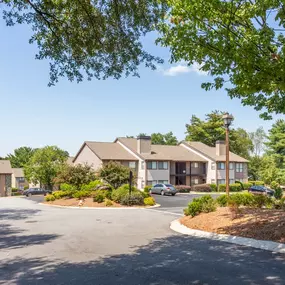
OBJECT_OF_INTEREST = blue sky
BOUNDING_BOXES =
[0,19,282,157]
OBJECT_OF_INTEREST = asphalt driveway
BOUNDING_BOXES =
[1,197,285,285]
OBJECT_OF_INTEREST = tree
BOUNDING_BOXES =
[158,1,285,118]
[265,119,285,168]
[54,164,96,188]
[248,156,263,181]
[185,111,253,158]
[151,132,178,145]
[98,161,134,189]
[5,147,36,168]
[249,127,267,157]
[2,0,167,86]
[24,146,68,190]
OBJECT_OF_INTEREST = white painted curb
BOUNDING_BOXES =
[170,219,285,254]
[39,203,160,210]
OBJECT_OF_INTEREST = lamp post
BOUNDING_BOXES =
[222,113,234,197]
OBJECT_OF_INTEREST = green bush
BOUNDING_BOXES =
[81,180,102,191]
[242,182,253,190]
[270,181,279,191]
[240,192,255,206]
[111,184,139,203]
[104,198,113,207]
[72,190,91,199]
[141,191,150,198]
[12,187,18,192]
[249,181,265,186]
[230,183,242,192]
[144,197,156,206]
[184,201,202,217]
[218,184,226,192]
[252,195,271,208]
[209,184,217,192]
[93,190,111,203]
[12,192,22,196]
[93,193,104,203]
[144,185,152,193]
[24,186,29,190]
[45,194,55,201]
[175,185,191,193]
[229,193,245,206]
[120,193,144,206]
[53,191,70,199]
[192,184,211,192]
[184,195,216,217]
[60,183,77,191]
[216,194,228,207]
[274,187,283,200]
[273,197,285,210]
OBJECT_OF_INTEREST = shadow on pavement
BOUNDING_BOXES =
[0,208,41,221]
[1,235,284,285]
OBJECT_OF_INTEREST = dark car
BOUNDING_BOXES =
[248,185,274,197]
[150,184,178,196]
[24,188,52,197]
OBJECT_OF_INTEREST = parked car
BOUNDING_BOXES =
[150,184,178,196]
[248,185,274,197]
[24,188,52,197]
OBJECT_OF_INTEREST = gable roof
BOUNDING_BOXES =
[12,168,24,177]
[182,141,248,162]
[74,141,138,162]
[116,138,206,161]
[0,160,13,174]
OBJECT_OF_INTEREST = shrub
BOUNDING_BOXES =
[93,190,111,203]
[104,198,113,207]
[249,181,265,186]
[111,184,139,203]
[216,194,228,207]
[242,182,253,190]
[252,195,271,208]
[230,183,242,192]
[81,180,103,191]
[192,184,211,192]
[240,192,255,206]
[218,184,226,192]
[120,193,144,206]
[60,183,77,191]
[273,197,285,210]
[229,193,245,206]
[184,201,202,217]
[175,185,191,193]
[141,191,150,198]
[209,184,217,192]
[12,192,22,196]
[72,190,91,199]
[53,191,71,199]
[24,186,29,190]
[227,199,240,219]
[144,185,152,193]
[184,195,216,217]
[274,187,283,200]
[144,197,156,206]
[271,181,279,191]
[93,193,104,203]
[45,194,55,202]
[12,187,18,192]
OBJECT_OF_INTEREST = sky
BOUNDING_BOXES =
[0,17,283,157]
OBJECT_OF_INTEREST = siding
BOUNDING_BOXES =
[74,145,102,171]
[146,169,170,183]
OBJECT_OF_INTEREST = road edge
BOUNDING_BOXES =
[170,219,285,254]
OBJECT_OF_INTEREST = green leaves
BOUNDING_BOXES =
[151,131,178,145]
[158,0,285,117]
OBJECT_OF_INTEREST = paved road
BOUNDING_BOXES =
[1,197,285,285]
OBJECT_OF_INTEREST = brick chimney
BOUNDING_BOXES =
[216,141,226,156]
[137,135,151,154]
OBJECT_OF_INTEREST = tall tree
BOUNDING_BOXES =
[2,0,167,86]
[265,119,285,168]
[249,127,267,157]
[186,111,253,158]
[25,146,68,189]
[151,132,178,145]
[6,147,36,168]
[158,1,285,118]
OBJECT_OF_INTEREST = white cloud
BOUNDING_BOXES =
[162,62,207,77]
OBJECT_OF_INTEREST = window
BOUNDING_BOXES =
[18,177,25,182]
[217,179,225,185]
[158,161,168,170]
[229,163,234,170]
[129,161,136,169]
[147,161,157,170]
[236,163,243,173]
[211,162,216,170]
[147,180,157,186]
[191,162,199,168]
[158,180,168,184]
[229,179,235,184]
[217,162,225,170]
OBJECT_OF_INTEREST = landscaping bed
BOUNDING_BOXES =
[180,207,285,243]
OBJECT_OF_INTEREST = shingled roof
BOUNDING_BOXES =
[0,160,13,174]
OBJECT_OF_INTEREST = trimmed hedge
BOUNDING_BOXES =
[249,181,265,186]
[209,184,217,192]
[218,183,242,192]
[175,185,191,193]
[242,182,253,190]
[192,184,211,192]
[120,193,144,206]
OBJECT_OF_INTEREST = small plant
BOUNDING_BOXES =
[111,184,139,203]
[144,197,156,206]
[227,199,239,220]
[81,180,102,191]
[104,198,113,207]
[175,185,191,193]
[60,183,77,191]
[270,181,279,190]
[229,183,242,192]
[242,182,253,190]
[192,184,212,192]
[184,201,202,217]
[92,190,111,203]
[209,184,217,192]
[218,184,226,192]
[72,190,91,199]
[216,194,228,207]
[120,193,144,206]
[24,186,29,190]
[184,195,216,217]
[274,187,283,200]
[93,193,104,203]
[144,185,152,193]
[252,195,271,208]
[45,194,55,202]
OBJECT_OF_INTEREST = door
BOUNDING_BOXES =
[175,176,186,185]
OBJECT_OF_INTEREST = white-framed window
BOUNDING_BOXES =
[147,161,157,170]
[158,161,168,170]
[229,163,234,170]
[191,162,199,168]
[211,162,216,170]
[236,163,243,173]
[158,180,169,184]
[217,179,225,185]
[147,180,157,186]
[141,161,145,170]
[217,162,225,170]
[129,161,136,169]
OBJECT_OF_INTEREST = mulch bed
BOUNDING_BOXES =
[45,198,123,207]
[180,207,285,243]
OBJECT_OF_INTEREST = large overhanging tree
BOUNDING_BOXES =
[158,0,285,118]
[1,0,167,86]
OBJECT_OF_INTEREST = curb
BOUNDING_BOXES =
[39,203,161,210]
[170,219,285,254]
